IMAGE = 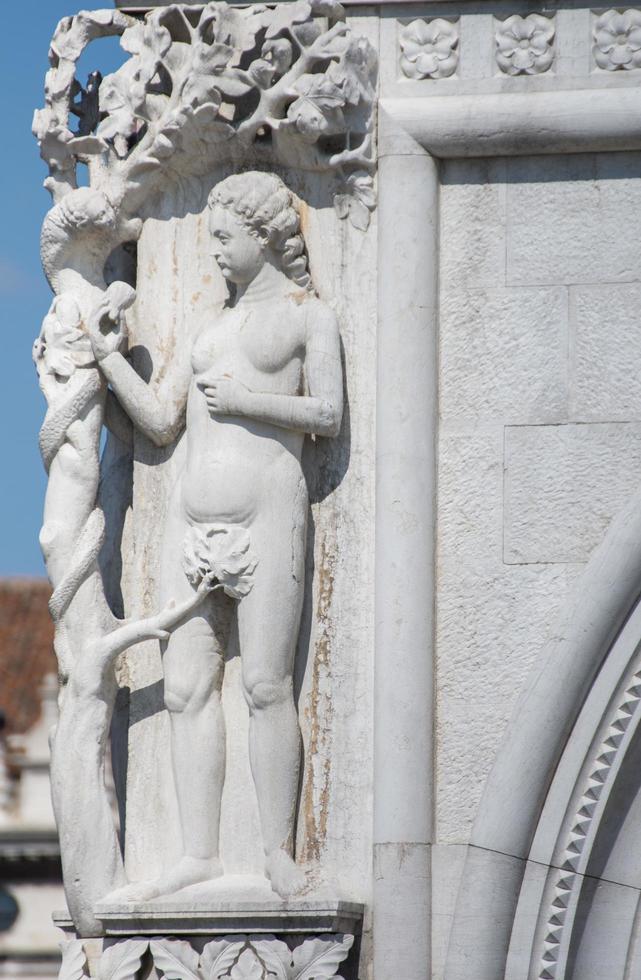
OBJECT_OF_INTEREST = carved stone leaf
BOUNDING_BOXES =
[205,4,265,61]
[183,524,258,599]
[230,950,263,980]
[194,41,235,75]
[264,0,313,40]
[294,75,345,110]
[287,74,346,143]
[329,37,377,106]
[181,74,224,112]
[59,940,88,980]
[291,936,353,980]
[310,0,345,17]
[99,940,149,980]
[333,194,350,221]
[249,938,291,980]
[200,939,242,980]
[143,19,172,59]
[348,198,370,231]
[248,59,275,88]
[97,64,141,143]
[150,940,201,980]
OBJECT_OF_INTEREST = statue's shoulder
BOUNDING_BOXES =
[300,295,339,337]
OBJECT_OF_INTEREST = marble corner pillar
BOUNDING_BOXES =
[374,110,438,980]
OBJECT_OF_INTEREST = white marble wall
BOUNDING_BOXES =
[436,149,641,970]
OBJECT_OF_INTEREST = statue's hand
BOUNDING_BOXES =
[87,285,133,362]
[198,376,251,417]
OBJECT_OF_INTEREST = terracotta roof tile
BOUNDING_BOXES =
[0,579,55,737]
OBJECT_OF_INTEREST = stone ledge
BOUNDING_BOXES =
[53,900,364,936]
[113,0,424,8]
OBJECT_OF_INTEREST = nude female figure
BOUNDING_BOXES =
[88,172,343,899]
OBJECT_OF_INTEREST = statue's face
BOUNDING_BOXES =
[209,205,266,285]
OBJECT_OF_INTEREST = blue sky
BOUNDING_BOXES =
[0,2,126,576]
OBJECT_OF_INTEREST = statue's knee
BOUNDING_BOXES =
[164,672,208,714]
[164,680,190,714]
[244,678,291,712]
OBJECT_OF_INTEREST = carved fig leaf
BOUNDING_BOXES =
[59,940,88,980]
[35,294,93,380]
[328,36,377,106]
[207,4,265,61]
[291,936,353,980]
[310,0,345,17]
[264,1,313,40]
[150,940,201,980]
[97,65,141,146]
[200,939,242,980]
[286,75,346,144]
[230,950,263,980]
[183,524,259,599]
[99,940,149,980]
[334,170,375,230]
[261,39,294,77]
[248,59,276,89]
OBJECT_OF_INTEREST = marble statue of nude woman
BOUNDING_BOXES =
[87,172,343,900]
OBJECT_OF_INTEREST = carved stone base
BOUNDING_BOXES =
[54,904,363,980]
[56,933,357,980]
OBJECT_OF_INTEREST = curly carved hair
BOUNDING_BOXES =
[208,172,312,291]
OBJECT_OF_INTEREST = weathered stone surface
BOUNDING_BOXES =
[507,153,641,286]
[440,159,507,290]
[571,282,641,421]
[435,432,583,840]
[436,558,582,841]
[440,285,568,425]
[504,421,641,564]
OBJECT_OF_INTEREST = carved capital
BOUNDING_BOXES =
[59,935,354,980]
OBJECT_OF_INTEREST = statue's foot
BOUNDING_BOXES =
[102,879,160,904]
[102,856,224,904]
[265,849,306,898]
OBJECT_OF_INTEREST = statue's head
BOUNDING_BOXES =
[207,171,311,290]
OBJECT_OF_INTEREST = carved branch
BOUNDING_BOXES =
[34,3,377,230]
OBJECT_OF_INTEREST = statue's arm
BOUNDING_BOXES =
[99,350,189,447]
[86,292,190,447]
[200,302,343,438]
[104,390,133,446]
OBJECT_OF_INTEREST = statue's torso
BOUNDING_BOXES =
[183,295,308,525]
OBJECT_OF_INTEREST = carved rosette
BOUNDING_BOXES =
[593,9,641,70]
[59,935,354,980]
[495,14,555,76]
[399,18,459,80]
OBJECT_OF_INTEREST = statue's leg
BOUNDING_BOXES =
[109,504,234,903]
[238,495,307,897]
[162,585,234,880]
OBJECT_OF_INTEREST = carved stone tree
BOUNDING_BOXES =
[33,1,375,975]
